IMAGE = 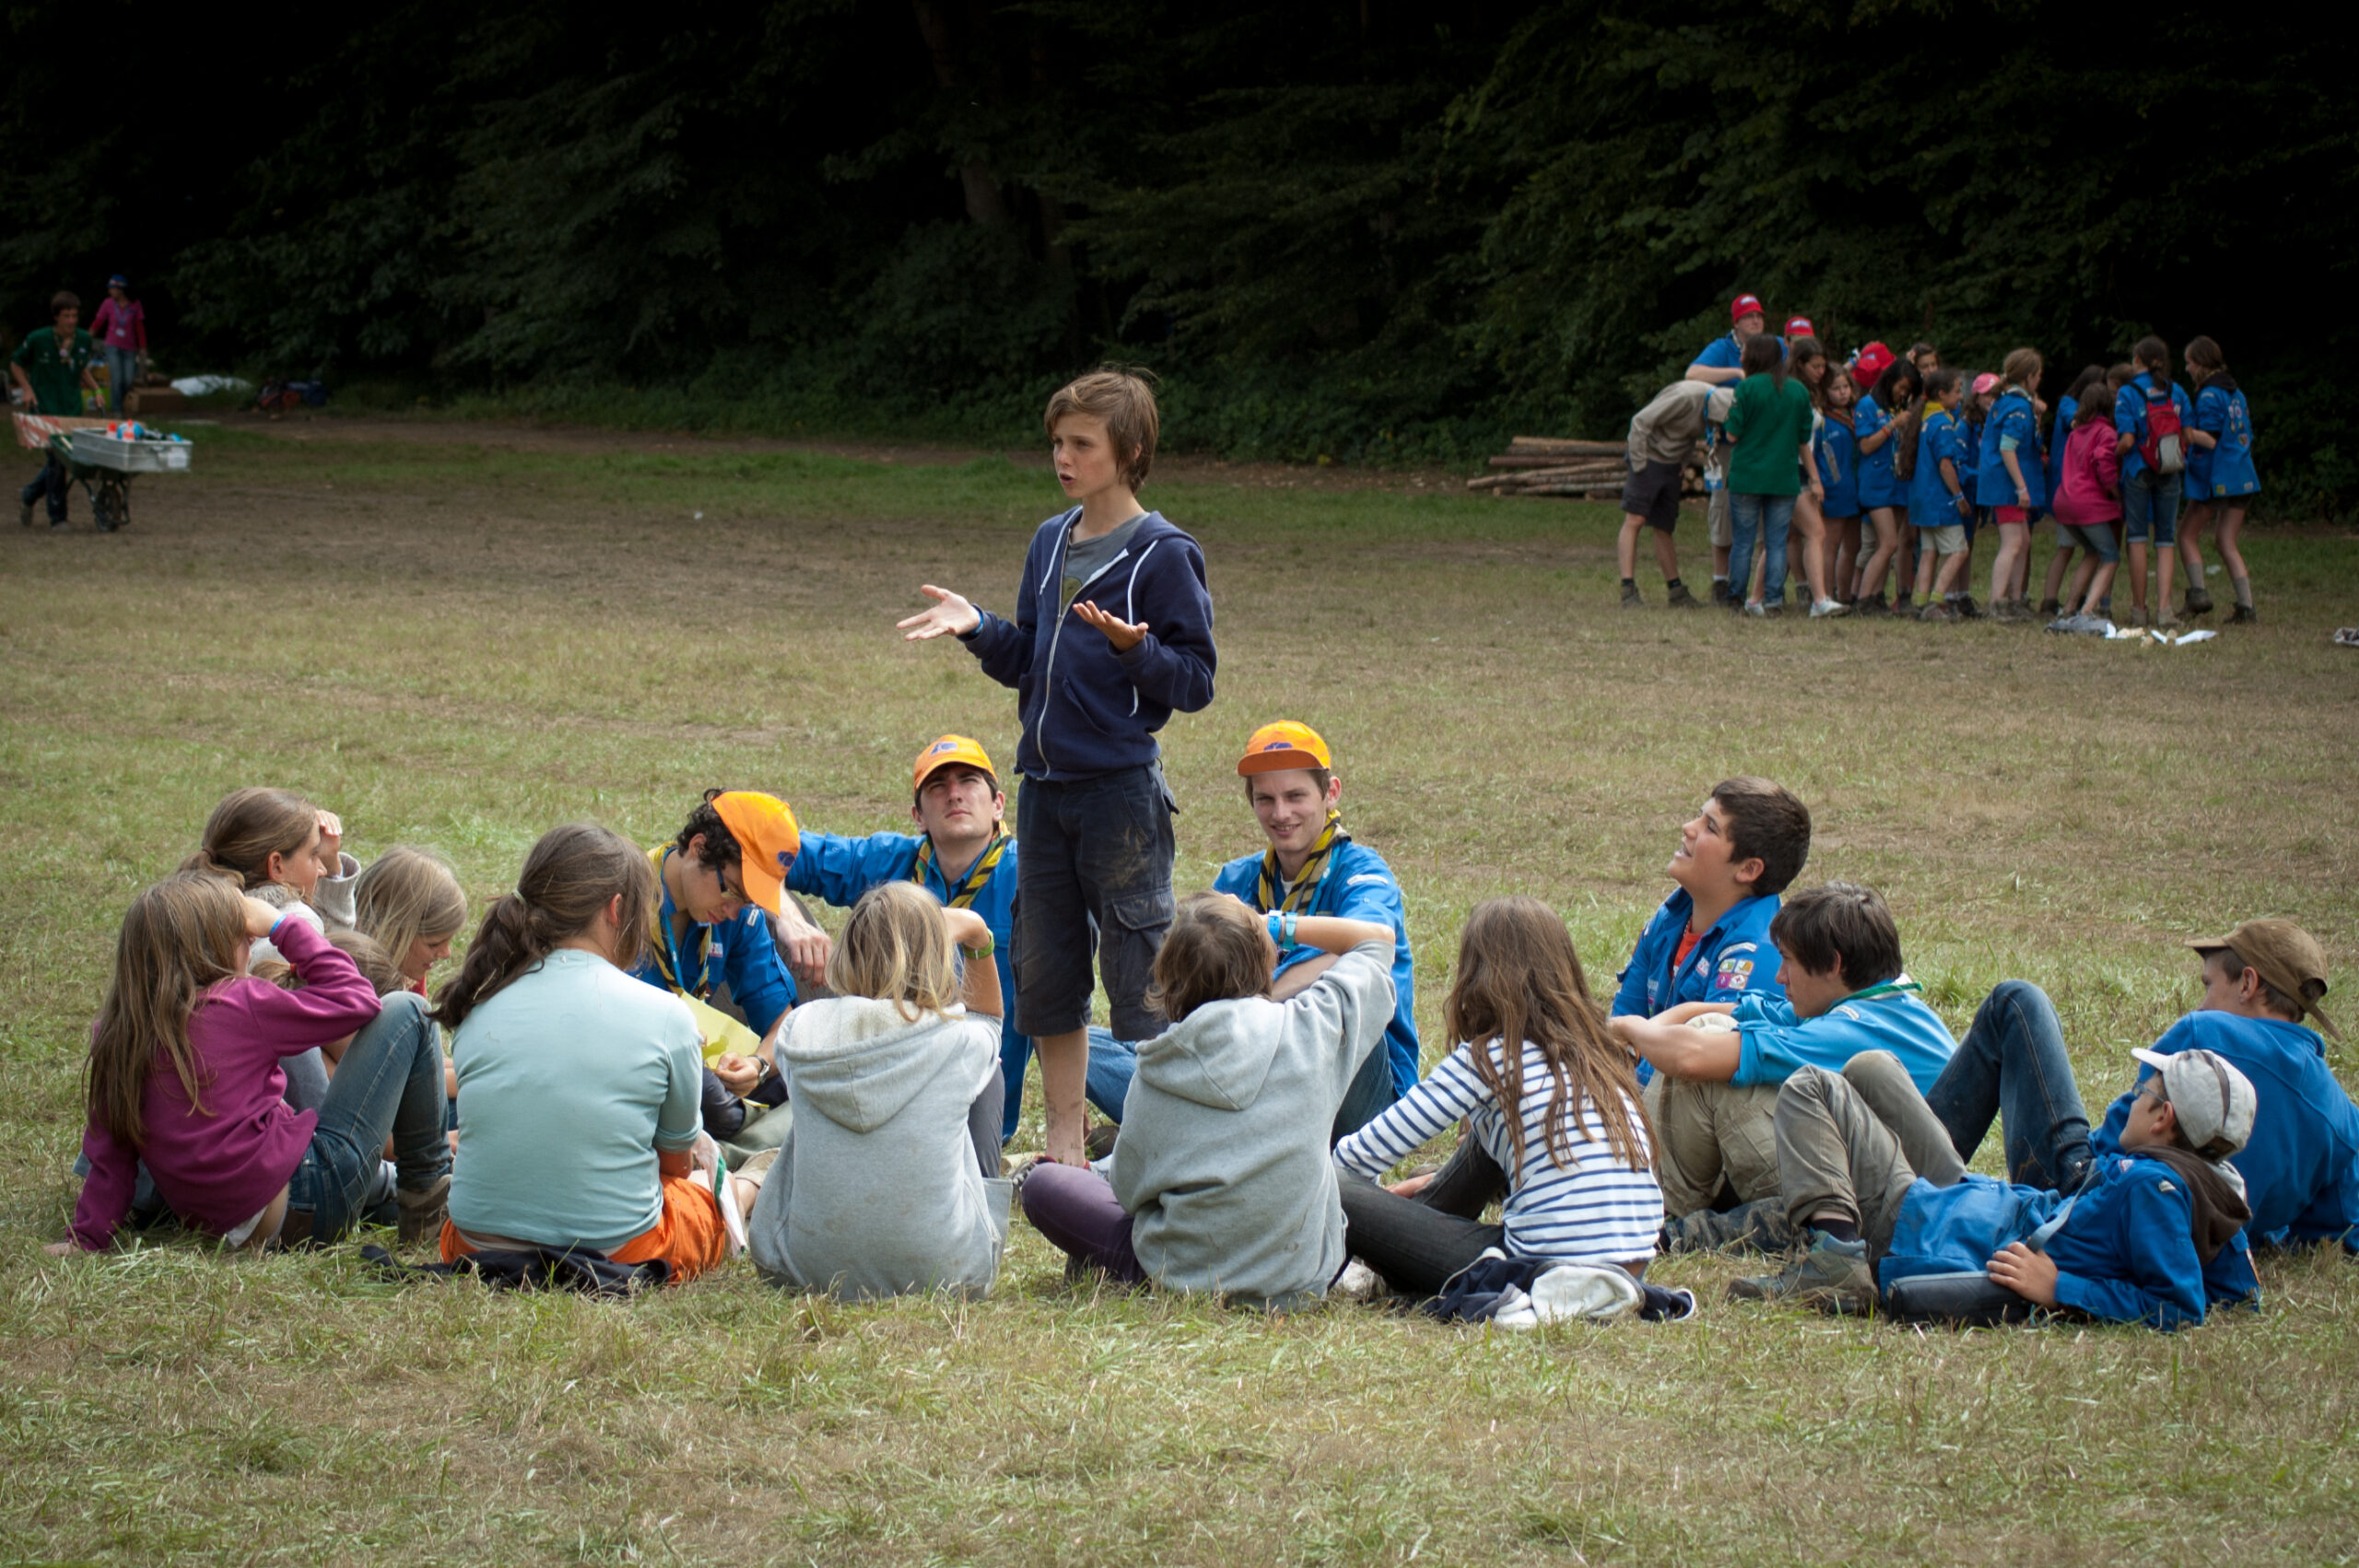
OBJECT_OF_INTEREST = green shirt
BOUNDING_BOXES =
[11,327,95,416]
[448,949,706,1253]
[1721,371,1815,497]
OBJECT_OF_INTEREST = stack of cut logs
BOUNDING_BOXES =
[1468,436,1705,501]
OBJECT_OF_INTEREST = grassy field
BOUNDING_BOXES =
[4,415,2357,1565]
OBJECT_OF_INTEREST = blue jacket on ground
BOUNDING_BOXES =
[959,508,1216,781]
[628,848,798,1036]
[1880,1154,2259,1329]
[1976,391,2047,509]
[2189,382,2260,498]
[1212,837,1420,1098]
[2113,372,2194,483]
[1613,889,1783,1086]
[785,827,1030,1141]
[1727,979,1956,1090]
[2091,1011,2359,1252]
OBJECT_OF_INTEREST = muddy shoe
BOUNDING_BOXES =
[1665,582,1702,610]
[1916,601,1958,623]
[1084,1120,1121,1162]
[397,1174,452,1248]
[1661,1198,1799,1257]
[1854,591,1890,617]
[1728,1233,1876,1315]
[2229,604,2259,625]
[2120,605,2149,628]
[1952,594,1983,620]
[1710,580,1731,607]
[2154,610,2181,631]
[2184,585,2214,615]
[2036,597,2060,617]
[1619,583,1645,610]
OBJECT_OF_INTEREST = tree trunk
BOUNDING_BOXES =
[911,0,1007,226]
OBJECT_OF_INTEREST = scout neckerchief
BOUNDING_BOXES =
[647,845,718,1000]
[1840,975,1921,1004]
[913,826,1009,910]
[1258,811,1346,913]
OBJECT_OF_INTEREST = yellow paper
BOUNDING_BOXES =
[678,991,761,1063]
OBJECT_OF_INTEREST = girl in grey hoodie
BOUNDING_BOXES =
[746,882,1012,1299]
[1020,894,1396,1310]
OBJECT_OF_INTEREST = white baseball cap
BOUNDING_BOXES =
[2130,1047,2257,1158]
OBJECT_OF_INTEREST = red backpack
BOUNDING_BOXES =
[2138,383,2186,474]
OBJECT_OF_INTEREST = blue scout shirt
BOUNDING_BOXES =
[628,847,798,1036]
[1976,391,2047,509]
[2112,372,2193,483]
[2189,382,2260,498]
[785,828,1029,1141]
[1613,889,1783,1087]
[1880,1155,2259,1329]
[1955,412,1984,506]
[1726,979,1956,1090]
[1689,332,1783,376]
[2044,395,2078,511]
[1854,395,1898,509]
[2091,1012,2358,1251]
[1816,417,1860,518]
[1909,407,1968,526]
[1212,838,1420,1098]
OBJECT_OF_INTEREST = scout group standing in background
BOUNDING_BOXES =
[47,369,2354,1333]
[1615,294,2263,628]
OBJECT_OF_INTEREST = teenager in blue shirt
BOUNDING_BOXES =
[1975,349,2048,621]
[773,735,1032,1143]
[1685,293,1780,387]
[2113,335,2195,629]
[2177,336,2263,624]
[1907,369,1977,620]
[1850,361,1918,614]
[1815,362,1863,608]
[2036,365,2106,617]
[1615,883,1955,1245]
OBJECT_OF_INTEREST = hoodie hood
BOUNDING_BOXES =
[1133,996,1283,1111]
[780,997,967,1134]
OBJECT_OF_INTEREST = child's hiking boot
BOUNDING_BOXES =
[2037,597,2060,617]
[2154,609,2181,630]
[2228,603,2259,625]
[1710,580,1731,607]
[1665,581,1702,610]
[1727,1233,1876,1316]
[1894,592,1914,614]
[397,1174,452,1249]
[2121,605,2149,628]
[1661,1198,1799,1257]
[1854,591,1890,617]
[2184,584,2214,615]
[1085,1120,1121,1162]
[1951,593,1983,619]
[1992,599,2034,624]
[1916,601,1957,623]
[1619,583,1645,610]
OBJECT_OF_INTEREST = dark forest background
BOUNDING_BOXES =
[6,1,2353,507]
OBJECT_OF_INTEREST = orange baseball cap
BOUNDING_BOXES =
[710,791,799,915]
[913,734,998,794]
[1238,720,1333,776]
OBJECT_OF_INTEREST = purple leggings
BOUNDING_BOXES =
[1020,1163,1145,1282]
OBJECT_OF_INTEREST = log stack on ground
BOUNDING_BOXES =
[1469,435,1704,500]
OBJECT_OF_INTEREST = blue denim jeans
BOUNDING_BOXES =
[1012,765,1176,1041]
[1082,1019,1396,1146]
[20,453,68,522]
[1922,980,2093,1193]
[1727,493,1795,606]
[2120,469,2182,545]
[104,346,139,414]
[284,991,452,1239]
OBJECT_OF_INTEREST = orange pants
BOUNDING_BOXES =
[440,1175,729,1283]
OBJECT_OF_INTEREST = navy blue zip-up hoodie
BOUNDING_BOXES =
[960,507,1216,780]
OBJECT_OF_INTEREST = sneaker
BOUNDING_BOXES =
[1809,598,1852,619]
[1916,601,1958,622]
[1664,582,1702,610]
[1661,1198,1800,1257]
[1727,1233,1877,1315]
[396,1174,452,1249]
[1619,584,1645,610]
[1743,602,1768,618]
[2185,585,2214,615]
[2228,604,2259,626]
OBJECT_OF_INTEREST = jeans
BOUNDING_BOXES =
[104,345,138,414]
[1085,1021,1396,1146]
[1012,766,1176,1041]
[1336,1138,1508,1296]
[1773,1054,1965,1258]
[20,453,68,523]
[1019,1161,1145,1282]
[283,991,451,1240]
[2121,469,2183,546]
[1726,493,1795,606]
[1922,980,2092,1193]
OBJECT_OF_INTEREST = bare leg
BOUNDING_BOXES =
[2126,540,2150,614]
[1035,1027,1090,1166]
[1858,509,1898,597]
[1792,494,1828,602]
[1650,524,1680,584]
[1617,513,1645,579]
[2040,537,2076,606]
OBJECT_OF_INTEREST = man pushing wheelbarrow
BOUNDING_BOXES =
[11,291,100,528]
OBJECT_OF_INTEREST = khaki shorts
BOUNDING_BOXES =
[1921,522,1968,556]
[1708,487,1732,548]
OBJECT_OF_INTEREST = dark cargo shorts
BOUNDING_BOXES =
[1011,763,1177,1041]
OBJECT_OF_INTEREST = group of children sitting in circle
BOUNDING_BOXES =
[50,369,2348,1332]
[1615,294,2264,630]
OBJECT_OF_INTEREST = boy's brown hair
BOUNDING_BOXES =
[1708,777,1812,896]
[1769,883,1904,988]
[1045,368,1159,491]
[1148,892,1273,1024]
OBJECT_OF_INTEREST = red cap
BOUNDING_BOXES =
[1850,341,1895,392]
[1730,294,1765,325]
[1783,316,1816,340]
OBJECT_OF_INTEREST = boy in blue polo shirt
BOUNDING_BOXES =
[772,734,1031,1143]
[1685,293,1779,387]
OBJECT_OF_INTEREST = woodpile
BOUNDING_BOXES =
[1469,435,1704,501]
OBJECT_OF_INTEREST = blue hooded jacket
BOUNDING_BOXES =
[960,508,1216,781]
[1612,889,1783,1086]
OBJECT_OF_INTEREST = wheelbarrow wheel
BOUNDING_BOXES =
[93,474,129,532]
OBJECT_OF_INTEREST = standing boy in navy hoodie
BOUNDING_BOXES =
[900,369,1217,1166]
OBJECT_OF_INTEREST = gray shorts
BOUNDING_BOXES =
[1708,487,1731,548]
[1919,522,1968,556]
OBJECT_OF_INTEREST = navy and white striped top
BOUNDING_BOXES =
[1334,1038,1664,1265]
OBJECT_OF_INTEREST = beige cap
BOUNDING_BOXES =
[2189,919,2340,1040]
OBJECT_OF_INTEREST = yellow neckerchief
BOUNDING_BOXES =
[1257,811,1345,913]
[913,826,1010,909]
[646,845,714,1000]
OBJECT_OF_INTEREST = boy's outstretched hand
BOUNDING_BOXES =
[899,585,982,641]
[1072,600,1147,651]
[1985,1242,2059,1305]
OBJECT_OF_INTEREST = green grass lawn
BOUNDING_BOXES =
[4,416,2356,1564]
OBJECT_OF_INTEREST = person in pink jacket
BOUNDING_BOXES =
[2045,397,2125,631]
[88,276,147,415]
[51,872,452,1256]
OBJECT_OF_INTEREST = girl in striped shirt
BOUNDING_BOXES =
[1334,896,1663,1296]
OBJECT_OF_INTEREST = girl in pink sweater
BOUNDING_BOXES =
[2048,398,2124,626]
[54,872,451,1255]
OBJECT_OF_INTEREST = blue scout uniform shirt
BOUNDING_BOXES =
[1880,1156,2259,1329]
[1212,838,1420,1098]
[1688,331,1783,376]
[1726,978,1956,1090]
[1909,407,1967,526]
[1816,417,1860,518]
[1976,391,2047,509]
[2090,1011,2358,1251]
[2044,395,2078,511]
[785,828,1029,1141]
[2189,383,2260,498]
[1613,889,1783,1086]
[2112,372,2193,482]
[1955,412,1984,506]
[1854,395,1898,509]
[628,848,798,1036]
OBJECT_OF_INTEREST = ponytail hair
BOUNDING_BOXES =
[1999,346,2043,398]
[182,787,320,889]
[2186,334,2231,391]
[87,873,252,1147]
[432,824,655,1032]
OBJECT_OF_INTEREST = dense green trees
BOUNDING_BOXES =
[6,2,2349,505]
